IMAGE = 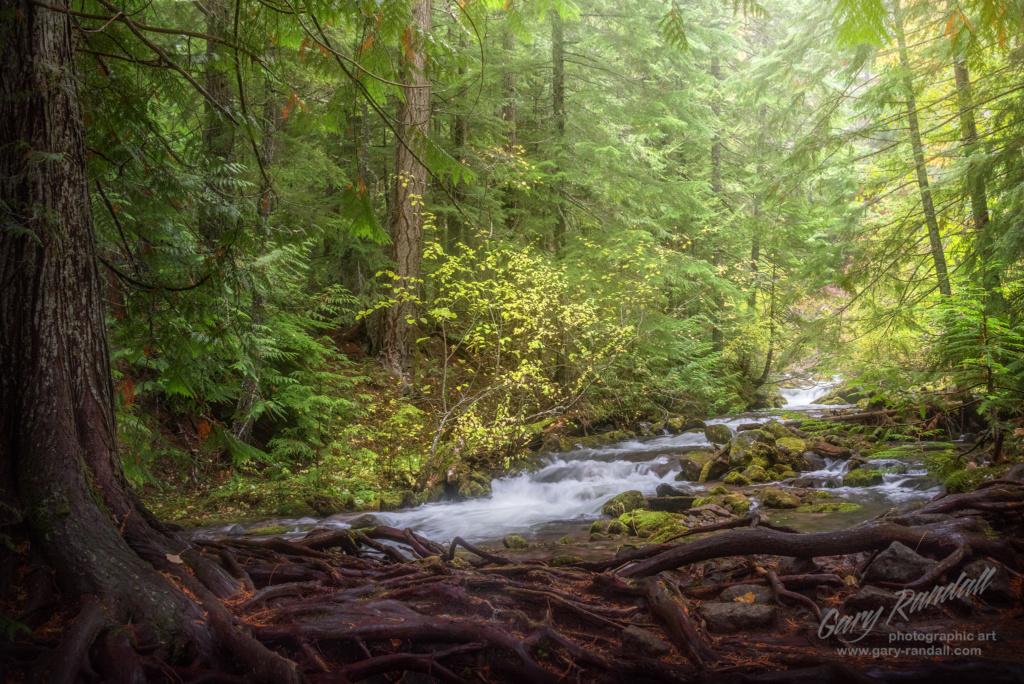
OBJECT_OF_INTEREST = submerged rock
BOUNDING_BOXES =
[601,490,647,516]
[701,603,776,633]
[843,468,884,488]
[862,541,936,584]
[760,487,800,509]
[503,535,529,550]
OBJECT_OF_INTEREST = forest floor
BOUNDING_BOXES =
[4,475,1024,683]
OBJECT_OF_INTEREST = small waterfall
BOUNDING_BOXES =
[778,378,841,409]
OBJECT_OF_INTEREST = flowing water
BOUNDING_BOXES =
[194,379,944,546]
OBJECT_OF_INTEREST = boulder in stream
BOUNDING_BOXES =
[601,490,647,516]
[666,416,706,434]
[676,457,704,482]
[724,471,751,486]
[843,467,884,488]
[742,464,771,483]
[617,510,688,542]
[704,423,735,445]
[760,487,800,509]
[503,535,529,550]
[656,483,695,497]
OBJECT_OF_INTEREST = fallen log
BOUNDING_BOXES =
[616,518,1017,579]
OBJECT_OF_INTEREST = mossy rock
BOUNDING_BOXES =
[777,437,806,454]
[761,420,791,440]
[796,502,863,514]
[842,468,884,488]
[503,535,529,550]
[558,535,576,545]
[607,520,628,535]
[692,496,716,507]
[457,473,493,499]
[705,424,735,445]
[618,510,688,543]
[305,493,345,516]
[723,493,751,515]
[742,465,771,483]
[677,458,704,482]
[601,490,647,516]
[760,487,800,509]
[589,520,609,534]
[244,525,289,537]
[549,555,582,567]
[699,458,730,482]
[589,532,609,542]
[777,470,797,480]
[945,467,1003,494]
[811,490,833,499]
[724,471,751,486]
[708,485,728,495]
[667,417,707,434]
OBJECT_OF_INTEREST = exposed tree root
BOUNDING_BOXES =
[4,482,1023,683]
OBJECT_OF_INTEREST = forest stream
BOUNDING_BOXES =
[193,383,952,552]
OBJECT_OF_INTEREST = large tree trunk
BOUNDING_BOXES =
[894,3,951,298]
[709,55,726,354]
[953,56,1001,311]
[372,0,432,378]
[0,2,299,680]
[502,25,518,233]
[551,10,567,251]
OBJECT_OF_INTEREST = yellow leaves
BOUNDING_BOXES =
[733,591,757,603]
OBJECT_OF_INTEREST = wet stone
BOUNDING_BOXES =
[963,559,1017,605]
[777,556,817,575]
[621,625,672,657]
[718,584,774,604]
[862,541,935,584]
[701,603,776,633]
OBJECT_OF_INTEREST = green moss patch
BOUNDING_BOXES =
[796,502,863,514]
[618,510,688,543]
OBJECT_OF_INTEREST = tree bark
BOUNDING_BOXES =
[1,0,206,648]
[709,55,726,353]
[551,10,567,251]
[502,25,518,233]
[372,0,432,378]
[0,3,300,680]
[894,3,951,297]
[953,56,1001,310]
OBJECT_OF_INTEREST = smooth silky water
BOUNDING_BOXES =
[194,379,942,549]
